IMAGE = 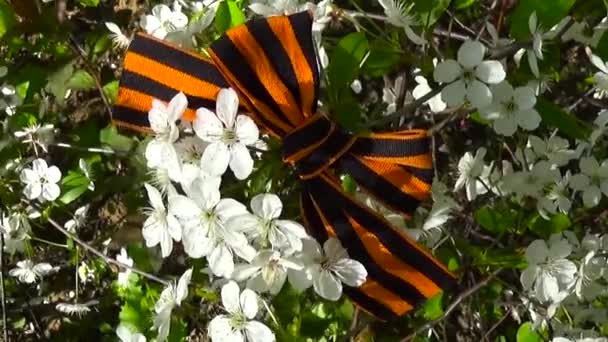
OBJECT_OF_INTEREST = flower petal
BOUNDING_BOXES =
[229,143,254,180]
[45,166,62,183]
[216,88,239,128]
[221,281,241,314]
[475,61,505,84]
[433,60,462,83]
[167,92,188,122]
[201,142,230,176]
[313,270,342,301]
[235,115,259,145]
[332,259,367,287]
[458,40,486,69]
[42,184,60,201]
[441,80,466,107]
[251,193,282,220]
[193,108,223,142]
[514,86,537,110]
[240,288,259,319]
[245,321,275,342]
[516,108,541,131]
[467,80,493,109]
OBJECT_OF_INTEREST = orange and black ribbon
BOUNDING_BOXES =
[113,11,457,320]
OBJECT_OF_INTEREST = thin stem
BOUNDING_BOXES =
[50,142,116,155]
[0,233,7,342]
[399,268,503,342]
[42,212,170,286]
[30,236,69,249]
[366,86,445,128]
[75,246,80,301]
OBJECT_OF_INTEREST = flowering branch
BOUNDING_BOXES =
[399,268,504,342]
[43,213,170,286]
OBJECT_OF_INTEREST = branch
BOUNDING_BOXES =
[43,212,170,286]
[399,268,503,342]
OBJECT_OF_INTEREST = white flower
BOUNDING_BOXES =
[169,177,254,277]
[434,40,505,109]
[0,83,23,116]
[288,238,367,301]
[422,179,460,231]
[520,235,577,303]
[194,88,259,180]
[174,136,208,164]
[232,250,302,295]
[9,260,55,284]
[528,135,578,167]
[153,269,192,342]
[503,161,560,198]
[226,193,308,253]
[208,281,275,342]
[569,157,608,207]
[479,82,540,136]
[454,147,491,201]
[412,75,446,113]
[116,248,134,287]
[142,183,182,258]
[590,109,608,145]
[377,0,426,45]
[514,12,546,78]
[117,325,146,342]
[589,53,608,100]
[249,0,299,16]
[78,262,96,284]
[55,302,93,317]
[0,211,31,254]
[537,171,572,219]
[64,205,88,233]
[20,158,62,201]
[382,75,406,114]
[105,22,130,49]
[145,92,186,179]
[574,251,605,301]
[140,4,188,39]
[14,124,55,152]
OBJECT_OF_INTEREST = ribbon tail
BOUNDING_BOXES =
[113,33,230,131]
[301,174,457,320]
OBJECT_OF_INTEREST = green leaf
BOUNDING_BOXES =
[516,322,542,342]
[0,0,17,39]
[103,80,119,103]
[454,0,478,10]
[215,0,245,34]
[79,0,100,7]
[328,32,369,94]
[66,70,96,90]
[45,62,75,105]
[59,185,88,204]
[333,91,362,131]
[362,39,402,77]
[528,213,571,237]
[413,0,451,26]
[508,0,576,40]
[474,207,518,234]
[99,125,133,152]
[536,98,591,140]
[422,293,444,320]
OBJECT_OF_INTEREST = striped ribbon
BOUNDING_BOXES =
[113,11,457,320]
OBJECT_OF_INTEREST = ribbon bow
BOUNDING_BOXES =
[114,11,457,320]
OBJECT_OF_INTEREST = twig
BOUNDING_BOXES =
[482,307,512,341]
[0,233,7,342]
[67,34,114,119]
[366,86,445,128]
[399,268,503,342]
[50,142,116,155]
[43,213,170,286]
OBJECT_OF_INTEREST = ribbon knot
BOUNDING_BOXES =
[282,114,356,179]
[112,11,457,320]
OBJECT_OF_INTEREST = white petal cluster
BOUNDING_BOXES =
[521,234,577,303]
[454,147,492,201]
[20,158,62,202]
[209,281,275,342]
[152,269,192,342]
[377,0,426,45]
[9,260,56,284]
[434,40,505,109]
